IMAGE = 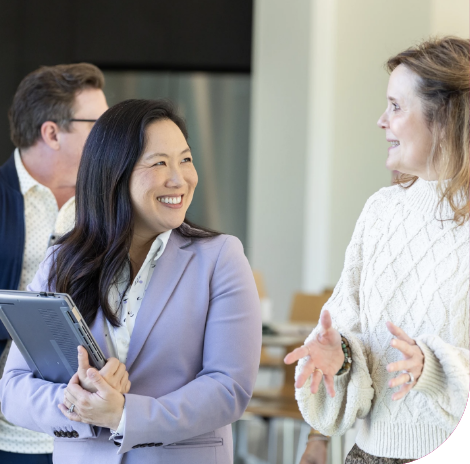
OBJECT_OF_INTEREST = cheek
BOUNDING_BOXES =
[76,130,91,151]
[389,117,404,139]
[191,170,198,189]
[186,169,198,195]
[129,173,152,209]
[128,181,141,210]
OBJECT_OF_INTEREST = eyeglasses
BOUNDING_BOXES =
[39,118,98,128]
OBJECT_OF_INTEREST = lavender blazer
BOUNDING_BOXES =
[0,232,261,464]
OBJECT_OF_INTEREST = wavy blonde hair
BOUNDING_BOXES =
[387,36,469,225]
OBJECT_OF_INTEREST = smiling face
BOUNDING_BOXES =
[377,64,436,180]
[129,119,198,242]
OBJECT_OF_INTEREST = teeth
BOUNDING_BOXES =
[390,141,400,147]
[158,196,182,204]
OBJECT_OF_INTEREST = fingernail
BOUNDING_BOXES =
[89,370,96,378]
[391,340,396,346]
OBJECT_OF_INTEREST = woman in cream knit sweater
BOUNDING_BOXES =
[286,37,469,463]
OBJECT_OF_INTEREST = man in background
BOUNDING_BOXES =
[0,63,108,464]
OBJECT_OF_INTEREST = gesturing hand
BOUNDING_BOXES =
[386,321,424,401]
[284,310,344,397]
[59,369,125,430]
[77,346,131,394]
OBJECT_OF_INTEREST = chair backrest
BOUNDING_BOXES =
[289,291,333,324]
[252,270,267,299]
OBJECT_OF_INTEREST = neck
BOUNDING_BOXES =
[129,232,157,279]
[20,145,76,208]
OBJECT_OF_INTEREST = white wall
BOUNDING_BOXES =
[248,0,469,321]
[248,0,311,319]
[327,0,433,284]
[431,0,469,37]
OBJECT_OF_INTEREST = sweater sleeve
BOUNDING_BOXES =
[295,196,378,436]
[413,263,469,433]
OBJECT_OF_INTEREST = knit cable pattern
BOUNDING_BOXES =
[295,179,469,460]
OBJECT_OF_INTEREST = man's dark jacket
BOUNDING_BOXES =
[0,153,25,347]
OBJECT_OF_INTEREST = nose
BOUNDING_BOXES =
[165,165,184,188]
[377,110,388,129]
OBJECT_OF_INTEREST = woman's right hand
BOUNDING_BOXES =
[76,346,131,394]
[284,310,344,397]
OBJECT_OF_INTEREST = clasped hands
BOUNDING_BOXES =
[58,346,131,430]
[284,310,424,400]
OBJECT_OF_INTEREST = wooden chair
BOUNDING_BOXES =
[290,290,332,324]
[252,270,268,299]
[240,290,334,463]
[258,290,333,370]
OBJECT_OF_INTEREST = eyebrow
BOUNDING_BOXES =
[144,147,191,160]
[387,95,398,102]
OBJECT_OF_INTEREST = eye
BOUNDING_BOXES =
[392,102,400,111]
[152,161,166,167]
[182,157,193,163]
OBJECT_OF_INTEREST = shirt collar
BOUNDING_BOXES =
[14,148,42,195]
[154,229,172,260]
[140,229,173,270]
[151,229,172,262]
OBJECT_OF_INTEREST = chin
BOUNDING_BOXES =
[385,161,398,172]
[385,154,402,173]
[164,219,186,231]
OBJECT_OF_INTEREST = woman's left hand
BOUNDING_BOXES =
[58,369,125,430]
[386,321,424,401]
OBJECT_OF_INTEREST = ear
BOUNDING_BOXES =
[40,121,61,151]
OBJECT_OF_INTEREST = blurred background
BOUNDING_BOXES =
[0,0,468,463]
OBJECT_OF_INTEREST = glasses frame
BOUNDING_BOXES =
[38,119,98,129]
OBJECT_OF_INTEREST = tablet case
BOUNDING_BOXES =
[0,290,107,383]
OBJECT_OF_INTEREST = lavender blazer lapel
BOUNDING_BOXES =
[125,232,194,370]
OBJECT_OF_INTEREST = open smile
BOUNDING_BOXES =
[157,194,184,209]
[387,139,400,152]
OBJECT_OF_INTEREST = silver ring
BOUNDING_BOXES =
[68,404,75,414]
[402,370,415,385]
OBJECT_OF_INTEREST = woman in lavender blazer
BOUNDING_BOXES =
[0,100,262,464]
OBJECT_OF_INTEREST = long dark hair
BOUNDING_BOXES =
[48,99,220,327]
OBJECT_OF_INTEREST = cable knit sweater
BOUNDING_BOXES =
[296,178,469,460]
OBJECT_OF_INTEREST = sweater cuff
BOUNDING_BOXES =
[333,369,351,389]
[413,340,446,398]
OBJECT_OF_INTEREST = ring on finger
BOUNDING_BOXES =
[314,367,324,376]
[402,370,415,385]
[67,403,75,414]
